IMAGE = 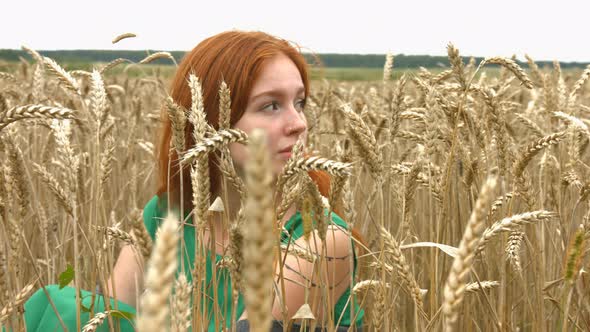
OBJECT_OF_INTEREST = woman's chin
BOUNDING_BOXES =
[273,159,289,176]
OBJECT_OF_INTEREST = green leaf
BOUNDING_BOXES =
[58,264,75,289]
[80,302,92,312]
[111,310,135,320]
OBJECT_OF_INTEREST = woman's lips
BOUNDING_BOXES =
[279,151,292,159]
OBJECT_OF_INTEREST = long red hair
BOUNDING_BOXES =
[155,31,364,244]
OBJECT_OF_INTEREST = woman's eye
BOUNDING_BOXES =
[261,101,280,112]
[295,98,306,112]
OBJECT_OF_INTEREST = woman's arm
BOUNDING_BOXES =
[275,225,353,322]
[104,245,145,308]
[240,225,354,324]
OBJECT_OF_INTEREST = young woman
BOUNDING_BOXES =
[20,31,364,331]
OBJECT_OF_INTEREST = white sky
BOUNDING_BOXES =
[2,0,589,62]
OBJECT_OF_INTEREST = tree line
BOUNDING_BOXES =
[0,49,588,69]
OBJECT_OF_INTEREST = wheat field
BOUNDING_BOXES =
[0,44,589,331]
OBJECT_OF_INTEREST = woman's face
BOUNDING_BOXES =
[230,53,308,175]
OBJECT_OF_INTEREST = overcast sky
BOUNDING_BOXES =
[3,0,589,62]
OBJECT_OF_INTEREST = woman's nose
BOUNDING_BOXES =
[284,107,307,136]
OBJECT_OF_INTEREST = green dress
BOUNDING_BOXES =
[13,195,364,331]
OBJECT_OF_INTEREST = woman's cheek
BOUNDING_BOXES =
[228,143,248,168]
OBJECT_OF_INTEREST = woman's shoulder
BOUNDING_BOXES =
[282,208,351,243]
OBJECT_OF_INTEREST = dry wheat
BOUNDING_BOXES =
[242,129,275,332]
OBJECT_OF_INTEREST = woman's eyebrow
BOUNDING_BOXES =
[250,87,305,101]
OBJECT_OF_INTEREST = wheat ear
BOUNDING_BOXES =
[100,58,132,74]
[447,43,466,90]
[31,162,73,215]
[570,64,590,98]
[21,45,43,63]
[96,225,136,247]
[0,105,75,131]
[172,274,192,332]
[90,70,108,122]
[112,32,137,44]
[380,226,426,315]
[82,311,112,332]
[0,73,16,82]
[513,131,566,178]
[43,56,80,94]
[130,208,153,261]
[505,230,524,274]
[443,176,497,332]
[139,52,177,66]
[481,57,533,89]
[136,213,179,332]
[165,96,187,153]
[180,129,248,165]
[477,211,556,253]
[383,53,394,81]
[280,156,352,180]
[464,281,500,293]
[339,103,383,177]
[0,282,35,322]
[242,129,275,332]
[218,80,232,129]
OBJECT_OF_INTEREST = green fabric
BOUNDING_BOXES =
[8,285,135,332]
[15,194,363,332]
[144,194,363,330]
[143,195,245,332]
